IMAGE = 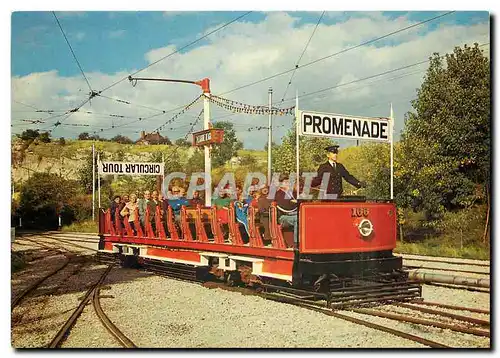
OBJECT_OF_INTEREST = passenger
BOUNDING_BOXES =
[189,190,204,207]
[110,195,121,223]
[275,176,298,246]
[120,193,138,235]
[119,195,129,213]
[168,186,189,223]
[257,186,272,240]
[212,188,232,209]
[148,190,159,232]
[138,190,151,228]
[234,192,250,243]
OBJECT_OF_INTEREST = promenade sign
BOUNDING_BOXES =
[98,161,164,175]
[299,110,391,142]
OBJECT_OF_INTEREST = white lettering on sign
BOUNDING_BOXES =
[98,161,164,176]
[195,132,212,144]
[299,110,390,142]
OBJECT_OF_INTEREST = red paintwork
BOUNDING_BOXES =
[103,235,294,260]
[262,258,293,276]
[146,247,201,262]
[299,201,396,254]
[104,241,114,251]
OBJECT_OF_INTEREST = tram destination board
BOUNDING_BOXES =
[192,128,224,147]
[299,110,391,142]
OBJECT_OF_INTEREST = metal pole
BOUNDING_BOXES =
[295,91,300,195]
[267,87,273,185]
[97,152,101,208]
[203,94,211,207]
[390,103,394,200]
[92,142,95,220]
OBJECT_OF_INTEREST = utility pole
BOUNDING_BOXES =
[267,87,273,185]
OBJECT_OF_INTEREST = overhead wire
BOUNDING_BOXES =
[98,11,253,94]
[52,11,93,92]
[279,10,325,106]
[217,11,456,97]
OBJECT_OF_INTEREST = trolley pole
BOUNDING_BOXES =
[267,87,273,185]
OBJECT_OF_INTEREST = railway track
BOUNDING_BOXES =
[12,236,136,348]
[47,265,136,348]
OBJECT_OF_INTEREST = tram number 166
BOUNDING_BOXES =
[351,208,369,217]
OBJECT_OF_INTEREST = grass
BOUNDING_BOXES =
[61,220,98,233]
[395,239,490,260]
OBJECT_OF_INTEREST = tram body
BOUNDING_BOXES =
[98,197,405,291]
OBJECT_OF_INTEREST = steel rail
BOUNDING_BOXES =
[401,256,490,268]
[11,257,71,309]
[411,301,490,315]
[92,280,137,348]
[47,265,113,348]
[405,265,489,275]
[352,308,490,337]
[260,292,449,348]
[394,302,490,327]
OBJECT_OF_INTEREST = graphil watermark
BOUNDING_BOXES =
[161,172,339,200]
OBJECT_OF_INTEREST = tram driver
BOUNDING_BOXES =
[311,145,365,198]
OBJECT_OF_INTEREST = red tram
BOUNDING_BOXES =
[98,196,421,306]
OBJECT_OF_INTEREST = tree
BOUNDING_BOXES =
[18,172,80,228]
[58,137,66,145]
[398,43,490,218]
[78,132,90,140]
[77,149,106,194]
[186,149,205,172]
[110,135,133,144]
[175,138,192,147]
[211,121,243,167]
[39,131,51,143]
[272,127,335,174]
[20,129,39,141]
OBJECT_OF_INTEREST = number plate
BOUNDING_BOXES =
[351,207,369,217]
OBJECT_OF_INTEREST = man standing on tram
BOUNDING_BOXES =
[311,145,365,197]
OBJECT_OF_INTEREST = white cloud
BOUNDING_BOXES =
[108,30,126,39]
[11,12,489,149]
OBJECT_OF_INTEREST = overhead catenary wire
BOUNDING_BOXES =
[279,11,325,106]
[98,11,253,94]
[52,11,93,92]
[276,41,490,106]
[217,11,456,97]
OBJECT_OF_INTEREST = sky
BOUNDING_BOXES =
[10,10,490,150]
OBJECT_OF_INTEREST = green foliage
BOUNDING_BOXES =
[211,122,243,167]
[175,138,192,147]
[77,149,106,194]
[186,149,205,172]
[272,127,335,174]
[19,129,39,141]
[78,132,90,140]
[61,220,98,233]
[110,135,133,144]
[398,43,490,218]
[18,172,80,228]
[38,132,51,143]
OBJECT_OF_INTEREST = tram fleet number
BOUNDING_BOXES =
[351,208,369,217]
